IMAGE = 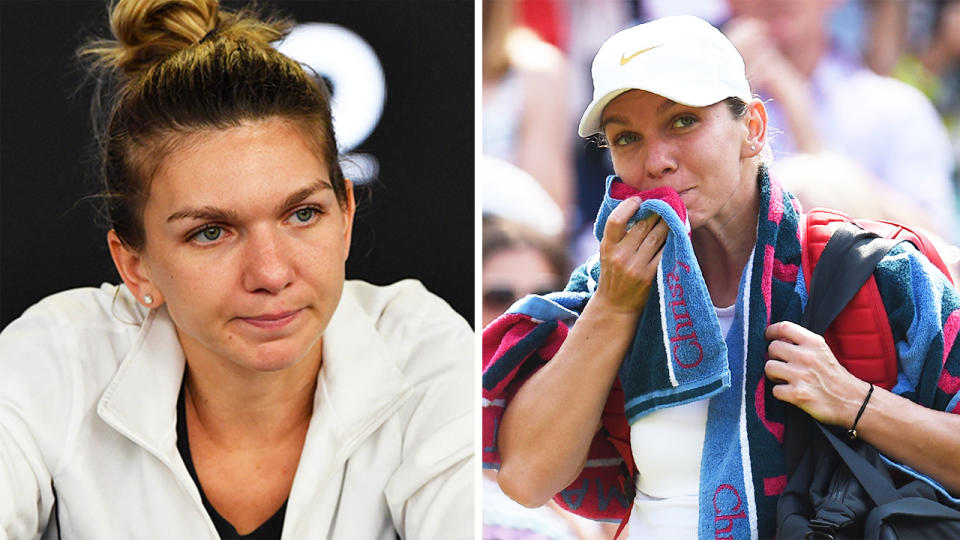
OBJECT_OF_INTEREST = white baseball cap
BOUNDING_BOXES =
[578,15,752,137]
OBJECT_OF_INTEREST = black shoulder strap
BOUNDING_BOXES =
[784,223,901,472]
[816,421,899,505]
[801,223,900,335]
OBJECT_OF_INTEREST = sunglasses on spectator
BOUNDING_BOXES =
[482,285,562,310]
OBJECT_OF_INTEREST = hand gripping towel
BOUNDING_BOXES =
[482,168,960,538]
[592,177,731,421]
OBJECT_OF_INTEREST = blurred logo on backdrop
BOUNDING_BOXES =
[276,23,386,185]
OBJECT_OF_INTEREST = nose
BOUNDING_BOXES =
[644,137,677,180]
[242,227,294,294]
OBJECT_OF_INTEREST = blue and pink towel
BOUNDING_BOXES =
[482,169,960,538]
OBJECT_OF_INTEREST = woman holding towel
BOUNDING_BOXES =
[482,15,960,539]
[0,0,472,538]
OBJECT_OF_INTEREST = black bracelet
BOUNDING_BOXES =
[848,383,874,440]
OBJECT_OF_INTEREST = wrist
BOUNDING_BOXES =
[847,381,875,440]
[585,292,645,321]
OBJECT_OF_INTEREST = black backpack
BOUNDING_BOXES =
[777,223,960,539]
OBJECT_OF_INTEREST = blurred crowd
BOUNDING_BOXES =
[481,1,960,538]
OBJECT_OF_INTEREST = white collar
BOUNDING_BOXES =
[95,282,414,479]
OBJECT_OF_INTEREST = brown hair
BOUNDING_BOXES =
[80,0,347,250]
[482,216,570,280]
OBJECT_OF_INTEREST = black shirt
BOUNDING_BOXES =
[176,386,288,539]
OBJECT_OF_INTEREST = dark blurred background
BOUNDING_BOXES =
[0,0,475,328]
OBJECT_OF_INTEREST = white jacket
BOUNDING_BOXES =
[0,280,474,539]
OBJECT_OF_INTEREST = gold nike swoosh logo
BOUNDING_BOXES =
[619,44,663,65]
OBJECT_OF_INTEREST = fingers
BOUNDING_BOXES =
[600,216,668,279]
[765,322,832,370]
[763,356,795,385]
[603,197,642,243]
[764,321,858,424]
[617,215,667,266]
[764,322,824,399]
[630,215,668,254]
[764,320,818,345]
[595,202,671,314]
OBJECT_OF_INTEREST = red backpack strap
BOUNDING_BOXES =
[802,209,898,390]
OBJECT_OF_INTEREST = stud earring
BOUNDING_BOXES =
[144,294,154,305]
[751,144,757,151]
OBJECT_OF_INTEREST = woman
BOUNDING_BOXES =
[482,15,960,539]
[482,216,569,328]
[0,0,472,538]
[482,0,575,221]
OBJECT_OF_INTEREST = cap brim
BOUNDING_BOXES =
[577,82,750,137]
[578,89,630,138]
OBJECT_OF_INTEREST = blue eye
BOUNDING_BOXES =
[287,206,321,225]
[672,115,697,129]
[192,225,223,244]
[613,133,640,146]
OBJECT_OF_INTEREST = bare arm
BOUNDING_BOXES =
[497,199,669,507]
[765,321,960,494]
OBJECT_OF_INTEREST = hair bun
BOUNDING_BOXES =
[110,0,219,75]
[81,0,289,77]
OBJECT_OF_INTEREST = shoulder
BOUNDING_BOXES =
[0,284,144,470]
[875,242,954,288]
[340,279,473,374]
[874,242,960,332]
[343,279,470,337]
[0,284,145,404]
[0,283,144,359]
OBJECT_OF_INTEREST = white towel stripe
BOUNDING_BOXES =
[586,254,601,293]
[739,250,759,540]
[659,260,678,387]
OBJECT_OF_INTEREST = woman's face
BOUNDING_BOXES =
[482,246,562,327]
[120,118,354,373]
[600,89,756,229]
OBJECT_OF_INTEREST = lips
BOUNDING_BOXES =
[238,308,303,330]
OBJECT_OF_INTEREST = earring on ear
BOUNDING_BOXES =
[751,144,757,151]
[143,294,154,306]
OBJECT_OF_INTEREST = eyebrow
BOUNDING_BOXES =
[600,98,680,133]
[166,206,239,223]
[165,179,333,223]
[600,115,629,133]
[657,98,679,114]
[275,179,333,214]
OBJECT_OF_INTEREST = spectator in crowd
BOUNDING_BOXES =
[483,0,576,223]
[482,217,570,328]
[483,156,566,239]
[895,0,960,181]
[725,0,959,241]
[775,151,960,286]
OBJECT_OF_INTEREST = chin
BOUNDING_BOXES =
[241,337,319,373]
[243,355,301,372]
